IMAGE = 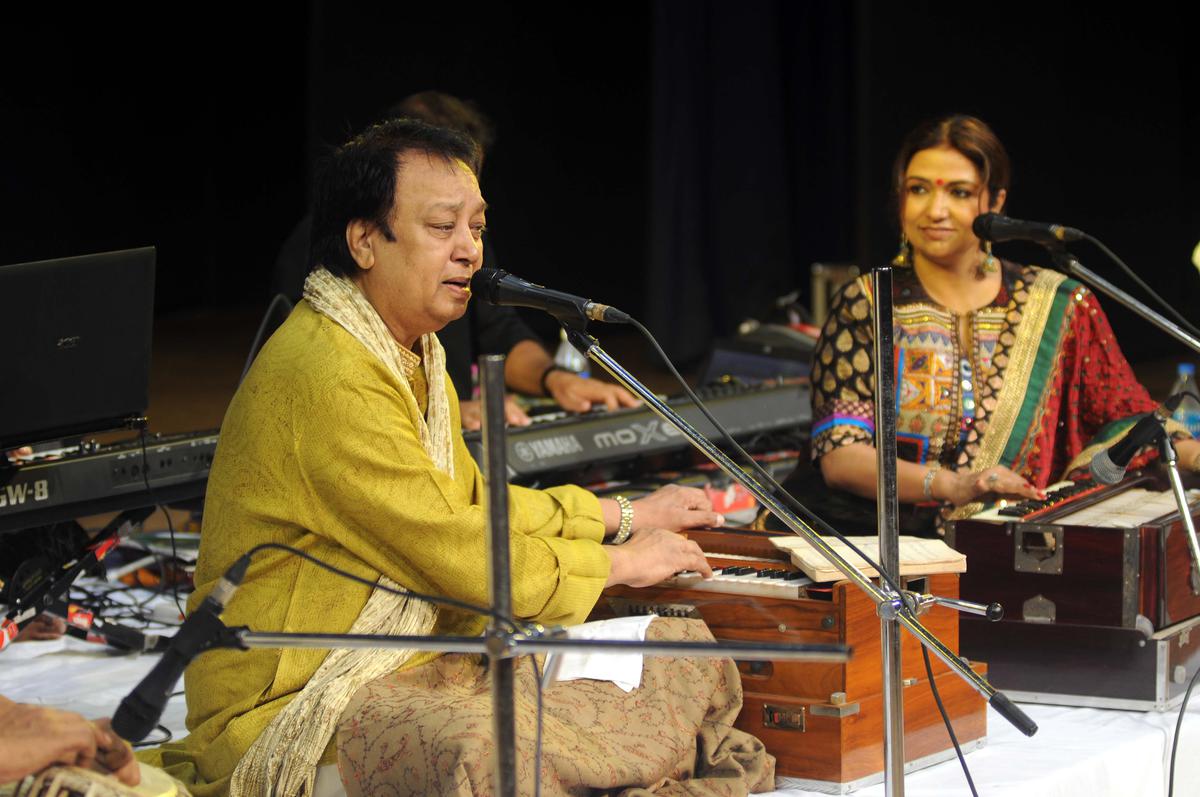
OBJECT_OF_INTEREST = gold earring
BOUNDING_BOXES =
[980,240,998,274]
[892,233,912,267]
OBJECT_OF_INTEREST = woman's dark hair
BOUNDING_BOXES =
[310,118,482,278]
[892,115,1010,211]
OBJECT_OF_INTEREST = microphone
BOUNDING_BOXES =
[1089,395,1186,485]
[972,213,1085,245]
[470,268,631,325]
[111,555,250,742]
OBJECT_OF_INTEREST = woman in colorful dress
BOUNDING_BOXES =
[807,114,1200,534]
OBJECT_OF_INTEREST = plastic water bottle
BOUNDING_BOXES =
[1170,364,1200,437]
[553,328,589,378]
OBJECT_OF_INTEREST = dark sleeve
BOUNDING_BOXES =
[472,299,538,356]
[439,315,475,399]
[439,301,540,400]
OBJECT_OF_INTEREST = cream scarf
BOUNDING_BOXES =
[230,267,453,796]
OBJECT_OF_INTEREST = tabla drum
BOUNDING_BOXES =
[2,764,185,797]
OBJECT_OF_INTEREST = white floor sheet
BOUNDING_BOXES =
[2,611,1197,797]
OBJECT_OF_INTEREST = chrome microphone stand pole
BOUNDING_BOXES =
[480,355,519,797]
[1158,434,1200,594]
[872,267,905,795]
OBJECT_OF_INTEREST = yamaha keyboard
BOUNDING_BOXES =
[0,431,218,533]
[463,380,810,480]
[0,381,809,532]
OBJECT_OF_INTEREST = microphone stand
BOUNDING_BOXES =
[481,355,518,797]
[1159,429,1200,594]
[1048,246,1200,593]
[872,268,905,794]
[214,630,849,662]
[558,278,1039,797]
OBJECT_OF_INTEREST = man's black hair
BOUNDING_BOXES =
[310,118,481,278]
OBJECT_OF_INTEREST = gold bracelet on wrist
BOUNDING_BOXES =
[611,495,634,544]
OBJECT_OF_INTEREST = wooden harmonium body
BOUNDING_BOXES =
[589,527,987,793]
[947,472,1200,710]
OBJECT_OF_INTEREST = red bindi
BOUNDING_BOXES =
[935,178,944,186]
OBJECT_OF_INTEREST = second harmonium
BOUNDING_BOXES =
[948,472,1200,709]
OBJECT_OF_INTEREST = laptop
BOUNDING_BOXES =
[0,247,155,450]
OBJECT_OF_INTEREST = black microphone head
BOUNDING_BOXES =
[470,268,506,304]
[972,213,1001,241]
[112,694,161,742]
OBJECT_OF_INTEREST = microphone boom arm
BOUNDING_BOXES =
[1050,248,1200,354]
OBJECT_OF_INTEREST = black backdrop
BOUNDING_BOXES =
[4,2,1197,364]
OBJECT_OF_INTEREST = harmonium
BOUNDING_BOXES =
[589,527,988,794]
[947,471,1200,710]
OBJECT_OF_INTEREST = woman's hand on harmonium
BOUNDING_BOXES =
[605,529,713,588]
[630,485,725,532]
[934,466,1044,506]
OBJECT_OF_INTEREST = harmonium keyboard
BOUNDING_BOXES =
[590,527,988,791]
[948,472,1200,709]
[0,431,218,534]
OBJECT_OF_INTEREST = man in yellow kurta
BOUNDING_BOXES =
[150,302,611,793]
[145,119,760,796]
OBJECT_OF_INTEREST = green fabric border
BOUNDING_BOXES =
[999,279,1079,470]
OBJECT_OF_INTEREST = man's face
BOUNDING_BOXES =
[351,152,486,347]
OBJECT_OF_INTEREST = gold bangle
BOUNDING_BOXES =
[611,495,634,544]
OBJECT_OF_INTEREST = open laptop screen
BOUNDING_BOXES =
[0,247,155,450]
